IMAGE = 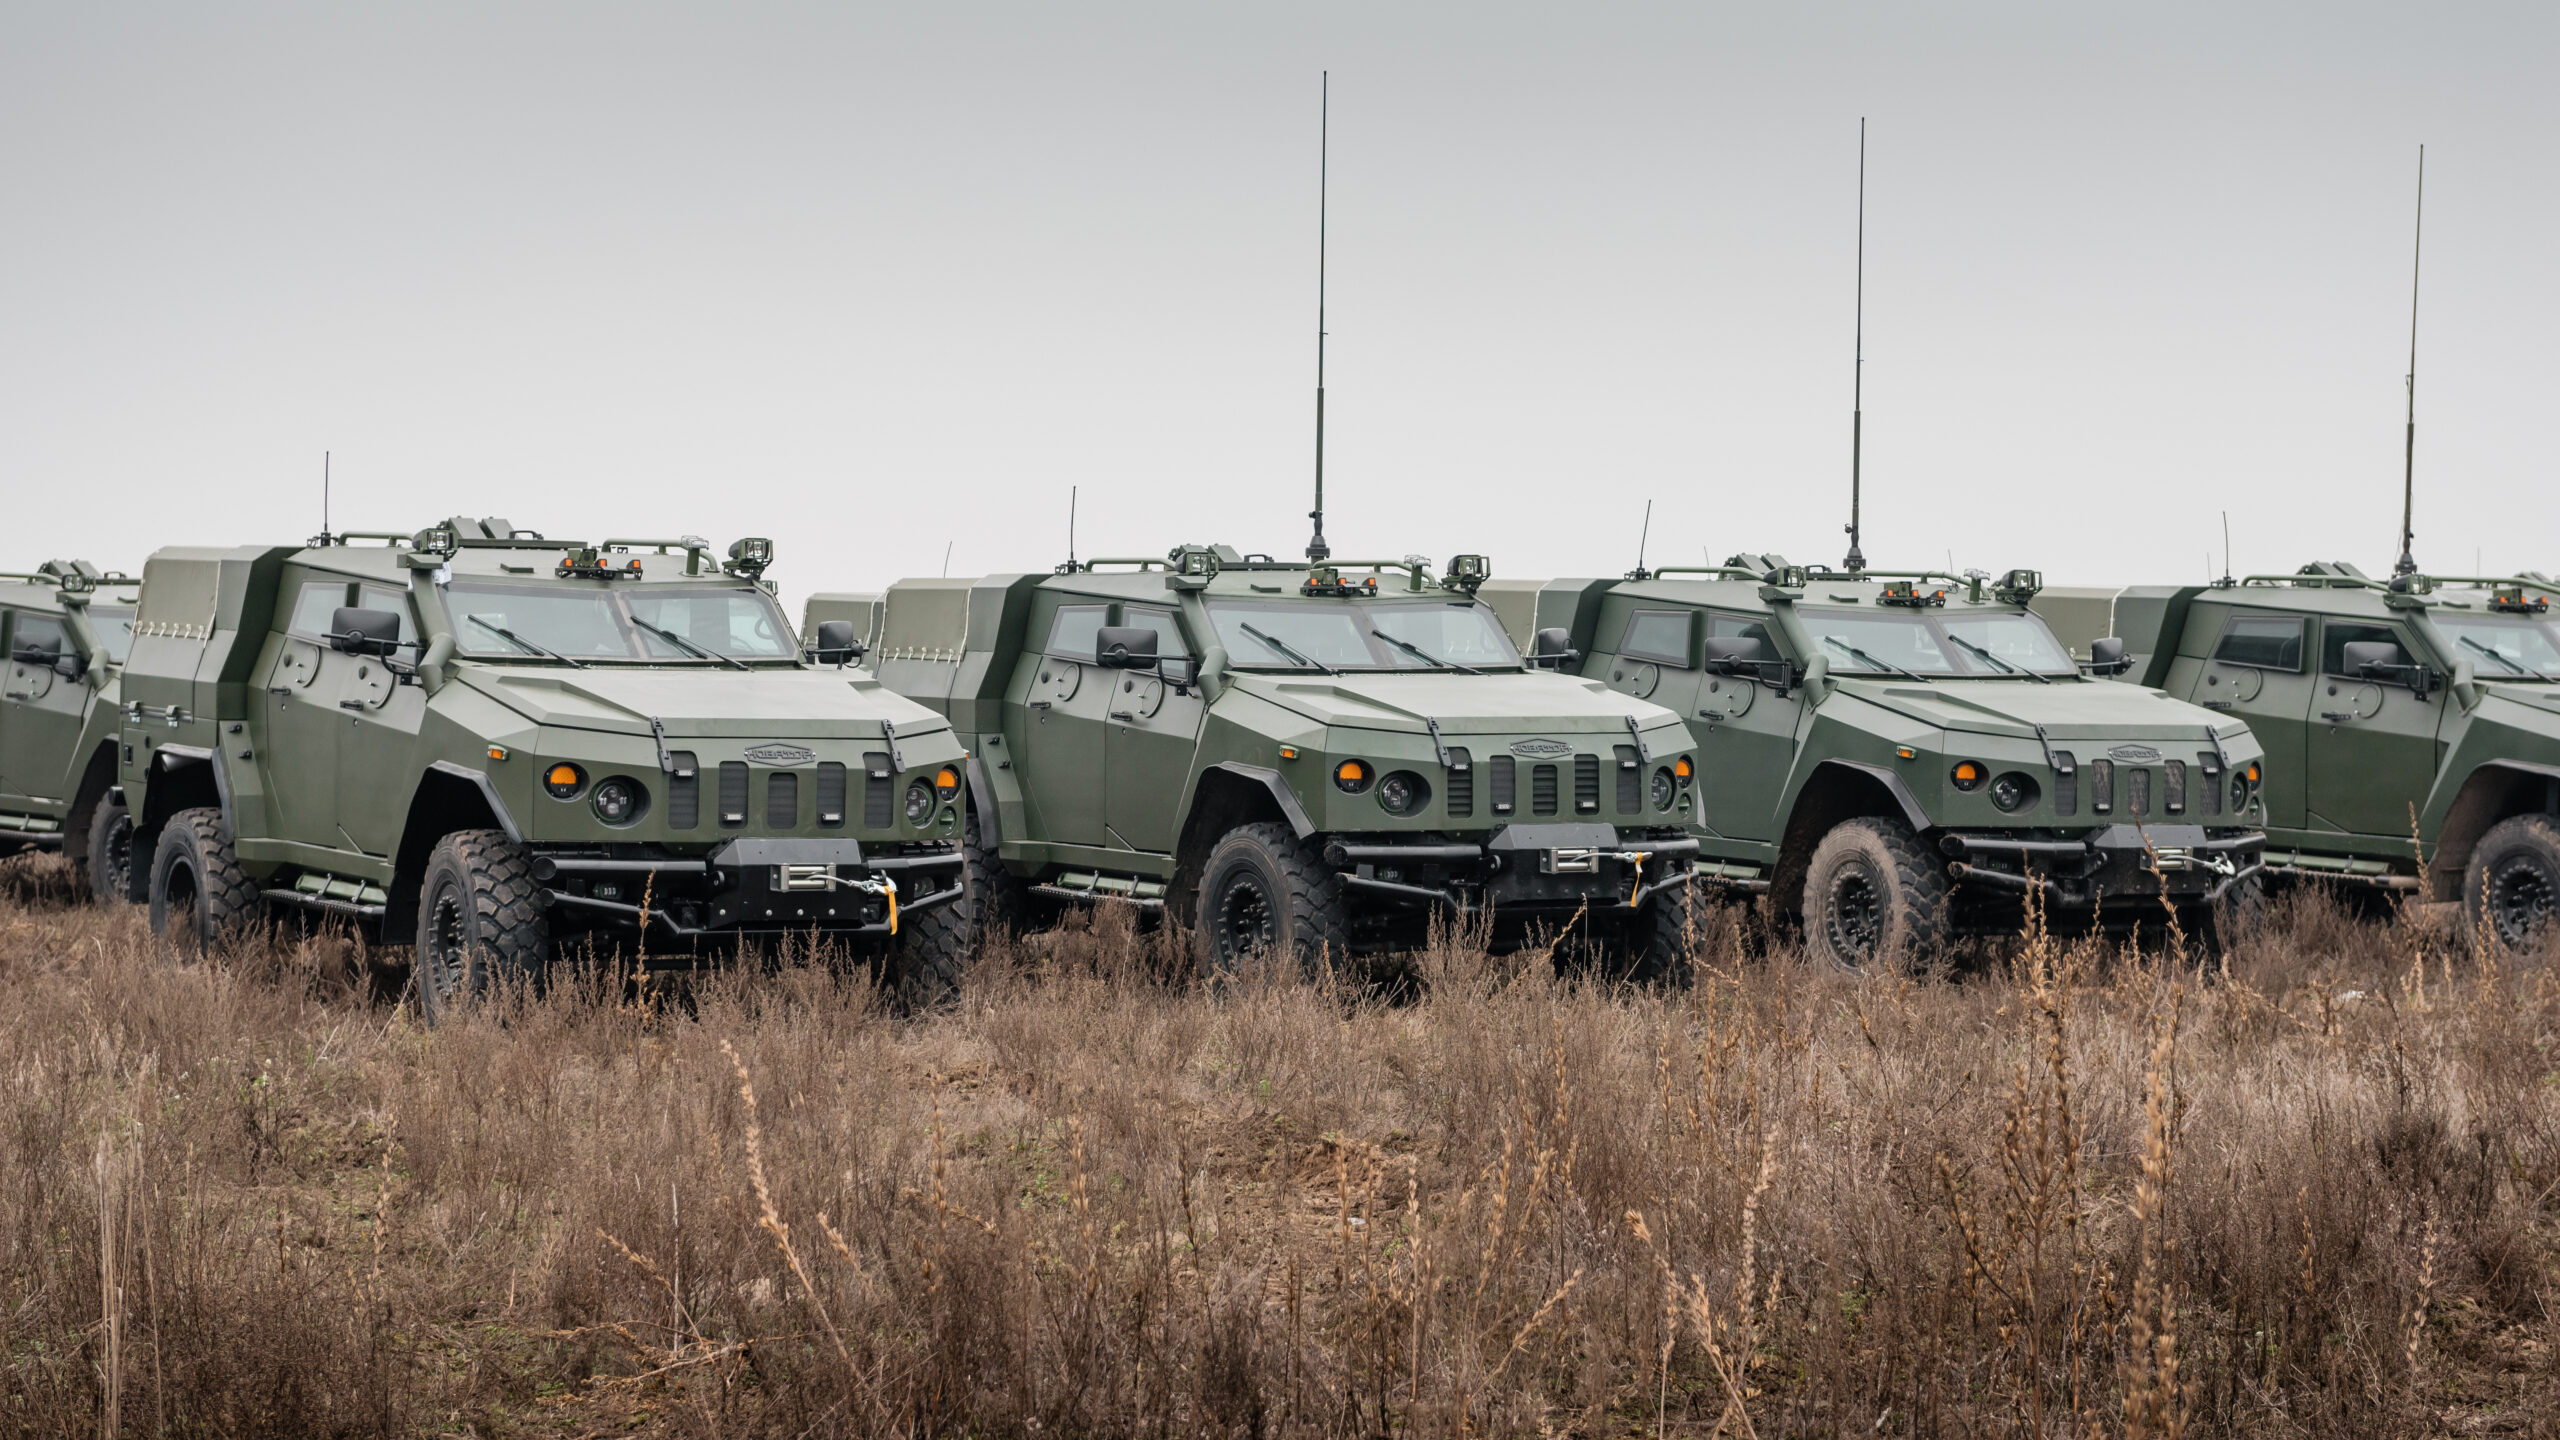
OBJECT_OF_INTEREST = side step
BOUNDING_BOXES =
[1033,871,1167,909]
[265,871,390,920]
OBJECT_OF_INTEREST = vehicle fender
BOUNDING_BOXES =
[384,763,523,933]
[2426,758,2560,901]
[964,753,1003,845]
[1822,760,1934,833]
[1202,761,1317,839]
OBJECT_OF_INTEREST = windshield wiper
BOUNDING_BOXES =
[632,617,750,671]
[1823,635,1932,684]
[467,614,586,668]
[1371,629,1482,675]
[2459,634,2555,681]
[1947,633,2051,683]
[1237,623,1337,674]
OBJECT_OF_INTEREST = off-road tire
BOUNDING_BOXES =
[148,808,256,955]
[75,794,134,906]
[2463,814,2560,953]
[413,829,549,1024]
[1604,875,1702,986]
[2201,870,2268,956]
[1194,822,1350,978]
[1802,817,1949,971]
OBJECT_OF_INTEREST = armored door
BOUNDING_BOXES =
[1692,612,1798,845]
[1012,601,1110,846]
[2303,619,2446,840]
[329,583,426,860]
[257,574,357,854]
[1103,605,1206,854]
[2186,608,2317,831]
[1,611,85,809]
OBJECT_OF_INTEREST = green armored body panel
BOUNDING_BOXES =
[1497,557,2270,967]
[114,518,968,1014]
[2035,563,2560,949]
[874,546,1705,975]
[0,561,141,897]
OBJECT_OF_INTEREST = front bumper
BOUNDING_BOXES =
[1321,822,1699,914]
[531,837,964,939]
[1940,824,2262,908]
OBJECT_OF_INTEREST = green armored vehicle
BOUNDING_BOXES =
[872,546,1705,975]
[1,561,141,897]
[114,518,969,1014]
[1488,557,2270,967]
[2034,563,2560,949]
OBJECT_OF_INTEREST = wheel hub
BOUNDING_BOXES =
[424,884,470,1004]
[1211,872,1277,963]
[2488,855,2557,948]
[1825,864,1885,963]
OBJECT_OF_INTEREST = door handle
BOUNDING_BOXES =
[2201,700,2234,711]
[340,699,369,711]
[1110,710,1137,722]
[1697,710,1726,722]
[2319,711,2358,723]
[1028,701,1052,711]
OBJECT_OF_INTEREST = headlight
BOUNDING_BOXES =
[591,776,645,825]
[1651,767,1676,811]
[1334,759,1373,794]
[905,779,936,824]
[935,765,961,802]
[2231,766,2259,810]
[1376,770,1429,816]
[1951,760,1987,793]
[544,763,586,799]
[1990,772,2039,813]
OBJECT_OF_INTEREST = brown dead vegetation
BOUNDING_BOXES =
[0,856,2554,1438]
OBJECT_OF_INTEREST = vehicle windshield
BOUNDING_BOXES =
[1206,599,1523,671]
[2432,613,2560,680]
[444,581,797,662]
[1800,607,2077,678]
[88,605,134,664]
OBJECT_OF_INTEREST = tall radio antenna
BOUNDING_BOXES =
[1306,72,1333,565]
[319,450,332,546]
[1067,485,1079,571]
[1843,119,1869,575]
[2394,144,2425,578]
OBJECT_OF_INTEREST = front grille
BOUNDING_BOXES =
[863,752,894,828]
[1532,763,1559,816]
[1574,754,1601,814]
[1614,745,1641,813]
[667,751,699,829]
[2052,751,2077,817]
[718,762,749,827]
[2089,758,2114,815]
[1489,755,1516,815]
[1445,747,1473,818]
[2198,753,2223,816]
[2164,760,2187,814]
[2128,767,2152,819]
[768,770,799,829]
[815,762,848,826]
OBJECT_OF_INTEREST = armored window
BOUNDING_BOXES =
[286,580,356,639]
[1619,610,1692,667]
[1707,612,1779,650]
[2321,623,2410,677]
[1044,604,1109,662]
[1117,606,1188,659]
[357,585,419,648]
[9,613,65,660]
[2211,614,2304,671]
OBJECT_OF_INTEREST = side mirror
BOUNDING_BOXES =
[1529,627,1578,669]
[811,619,866,666]
[1703,635,1766,668]
[1095,626,1159,670]
[11,636,60,668]
[2341,641,2400,675]
[2088,637,2132,675]
[329,607,405,657]
[1159,655,1199,689]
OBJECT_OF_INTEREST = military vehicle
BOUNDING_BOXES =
[1488,558,2270,967]
[113,518,970,1015]
[870,547,1705,976]
[2035,564,2560,950]
[1,561,141,898]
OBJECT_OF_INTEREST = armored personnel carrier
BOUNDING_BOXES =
[2035,564,2560,950]
[873,547,1704,976]
[0,561,141,898]
[113,518,969,1015]
[1489,557,2270,967]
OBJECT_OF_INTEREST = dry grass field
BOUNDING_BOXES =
[1,856,2554,1439]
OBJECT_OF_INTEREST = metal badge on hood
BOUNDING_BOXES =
[744,743,817,766]
[2109,744,2163,763]
[1509,738,1572,759]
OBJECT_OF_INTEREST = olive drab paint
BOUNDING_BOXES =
[0,561,143,894]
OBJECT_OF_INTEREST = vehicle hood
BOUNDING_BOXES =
[1232,671,1683,737]
[458,665,947,740]
[1834,677,2246,743]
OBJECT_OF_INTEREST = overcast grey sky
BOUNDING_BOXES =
[4,2,2551,607]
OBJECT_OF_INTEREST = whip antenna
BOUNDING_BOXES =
[1067,485,1078,570]
[2220,511,2234,585]
[2394,145,2425,577]
[1629,499,1654,579]
[320,450,332,546]
[1844,119,1869,575]
[1306,72,1333,564]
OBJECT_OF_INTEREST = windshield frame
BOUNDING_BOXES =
[1204,597,1525,673]
[438,578,802,665]
[1792,605,2081,679]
